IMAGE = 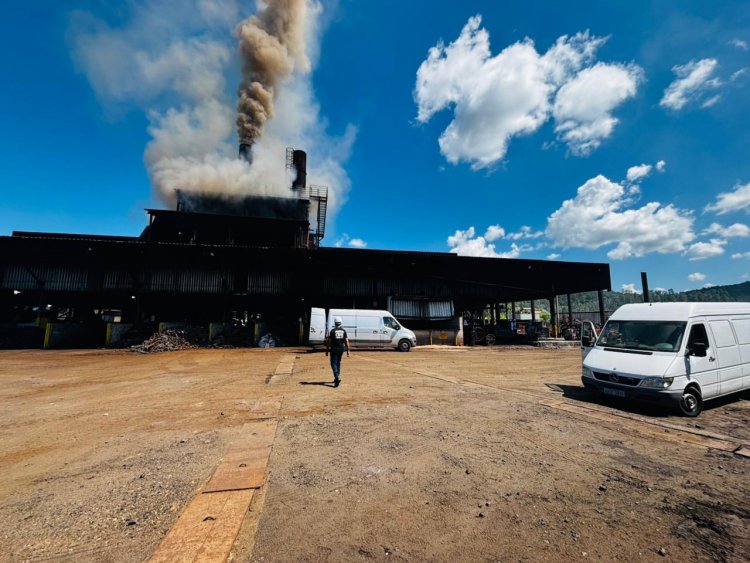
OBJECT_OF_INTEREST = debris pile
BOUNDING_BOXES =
[130,330,197,353]
[109,324,158,349]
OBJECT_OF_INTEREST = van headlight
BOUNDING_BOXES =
[582,366,594,379]
[639,377,674,389]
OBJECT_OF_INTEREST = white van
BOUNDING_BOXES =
[309,308,417,351]
[581,302,750,416]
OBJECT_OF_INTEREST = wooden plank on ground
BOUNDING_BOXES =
[204,446,272,492]
[268,354,296,385]
[541,399,739,452]
[149,490,254,563]
[203,420,278,493]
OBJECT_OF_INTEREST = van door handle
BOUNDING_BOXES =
[709,356,716,362]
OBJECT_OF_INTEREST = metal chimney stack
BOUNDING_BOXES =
[292,149,307,190]
[239,140,253,165]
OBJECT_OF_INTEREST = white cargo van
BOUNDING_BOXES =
[308,308,417,351]
[581,302,750,416]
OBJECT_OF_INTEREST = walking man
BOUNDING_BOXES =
[325,317,350,387]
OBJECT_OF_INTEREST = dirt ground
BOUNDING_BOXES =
[0,347,748,562]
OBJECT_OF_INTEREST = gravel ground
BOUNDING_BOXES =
[0,347,748,562]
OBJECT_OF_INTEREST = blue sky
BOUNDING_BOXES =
[1,1,749,294]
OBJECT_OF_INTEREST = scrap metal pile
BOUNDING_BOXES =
[130,330,198,353]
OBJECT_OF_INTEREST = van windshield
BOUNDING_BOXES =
[596,320,686,352]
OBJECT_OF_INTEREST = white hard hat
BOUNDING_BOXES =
[334,317,342,325]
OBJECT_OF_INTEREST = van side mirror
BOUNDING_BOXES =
[581,336,591,347]
[688,341,707,357]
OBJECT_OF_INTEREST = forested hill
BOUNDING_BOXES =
[562,281,750,313]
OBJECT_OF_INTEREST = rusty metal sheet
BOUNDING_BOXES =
[149,489,253,563]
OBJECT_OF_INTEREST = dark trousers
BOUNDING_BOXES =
[329,350,344,380]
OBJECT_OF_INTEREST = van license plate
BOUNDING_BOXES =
[603,388,626,398]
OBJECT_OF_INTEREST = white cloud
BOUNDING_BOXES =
[545,174,695,260]
[414,17,641,168]
[447,226,528,258]
[621,283,641,294]
[685,239,726,260]
[506,226,544,240]
[626,163,653,183]
[655,160,666,172]
[730,39,748,51]
[705,182,750,215]
[701,94,721,108]
[484,225,505,241]
[731,68,749,82]
[688,272,706,282]
[702,222,750,238]
[546,253,561,260]
[703,283,716,288]
[334,234,367,248]
[553,62,641,155]
[732,252,750,260]
[660,58,721,111]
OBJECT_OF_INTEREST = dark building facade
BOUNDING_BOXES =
[0,188,611,348]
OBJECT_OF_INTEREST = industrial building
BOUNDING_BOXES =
[0,149,611,348]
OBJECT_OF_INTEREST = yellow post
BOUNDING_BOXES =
[43,323,53,349]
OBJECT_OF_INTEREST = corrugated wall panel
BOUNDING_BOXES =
[45,267,89,291]
[321,278,348,295]
[2,265,38,290]
[102,271,134,290]
[151,270,178,292]
[179,270,223,294]
[427,301,454,318]
[248,272,288,294]
[347,278,372,296]
[2,265,88,291]
[388,298,455,320]
[389,299,422,319]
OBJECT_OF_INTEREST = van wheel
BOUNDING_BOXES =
[679,388,702,417]
[398,339,411,352]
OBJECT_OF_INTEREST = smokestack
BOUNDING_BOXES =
[641,272,650,303]
[239,140,253,164]
[292,149,307,189]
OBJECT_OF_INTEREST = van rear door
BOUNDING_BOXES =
[309,307,326,345]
